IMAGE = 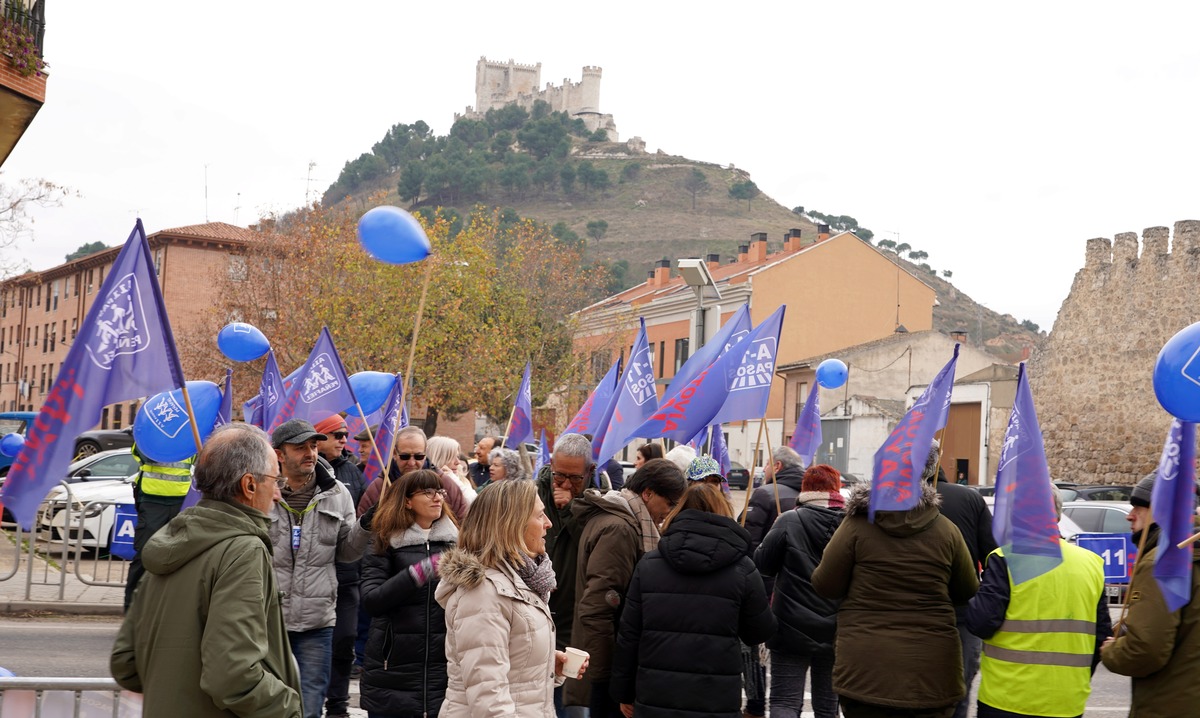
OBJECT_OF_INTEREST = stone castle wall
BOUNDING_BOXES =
[461,57,618,140]
[1029,219,1200,485]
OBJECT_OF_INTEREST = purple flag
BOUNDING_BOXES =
[0,221,185,528]
[668,304,752,395]
[269,328,357,431]
[596,318,660,465]
[362,373,404,483]
[686,424,708,451]
[506,362,534,446]
[534,428,551,476]
[634,306,785,443]
[789,384,822,467]
[991,363,1062,583]
[216,368,233,427]
[870,344,960,522]
[711,425,730,477]
[1151,419,1196,611]
[564,358,621,436]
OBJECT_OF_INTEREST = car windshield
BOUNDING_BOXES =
[0,418,26,434]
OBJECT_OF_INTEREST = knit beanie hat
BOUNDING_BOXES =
[686,456,722,482]
[1130,473,1156,508]
[313,415,346,436]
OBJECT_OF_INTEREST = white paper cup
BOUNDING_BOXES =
[563,647,589,677]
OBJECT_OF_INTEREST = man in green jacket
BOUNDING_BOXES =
[111,423,302,718]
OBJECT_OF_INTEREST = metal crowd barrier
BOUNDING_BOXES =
[0,677,141,717]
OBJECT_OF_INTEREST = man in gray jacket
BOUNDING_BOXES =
[270,419,372,718]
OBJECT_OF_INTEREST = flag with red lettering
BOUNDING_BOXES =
[268,328,357,431]
[595,318,659,466]
[869,344,959,522]
[0,220,185,528]
[565,357,621,436]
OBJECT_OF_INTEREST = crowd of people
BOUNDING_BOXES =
[108,421,1200,718]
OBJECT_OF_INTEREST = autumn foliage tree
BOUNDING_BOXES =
[180,200,615,436]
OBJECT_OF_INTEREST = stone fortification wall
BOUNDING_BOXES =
[463,57,618,140]
[1029,220,1200,485]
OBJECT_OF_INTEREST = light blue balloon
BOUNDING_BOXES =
[346,372,397,416]
[217,322,270,362]
[816,359,848,390]
[1154,321,1200,421]
[133,381,223,462]
[357,206,432,265]
[0,432,23,458]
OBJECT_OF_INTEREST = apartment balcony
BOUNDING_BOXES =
[0,0,45,167]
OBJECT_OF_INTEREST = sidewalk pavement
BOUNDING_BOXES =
[0,534,125,615]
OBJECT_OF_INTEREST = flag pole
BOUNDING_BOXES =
[358,400,387,485]
[740,419,767,526]
[403,261,435,396]
[501,403,518,447]
[179,384,206,457]
[380,380,405,497]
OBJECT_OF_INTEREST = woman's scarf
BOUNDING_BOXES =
[514,552,557,603]
[621,488,661,552]
[796,490,845,510]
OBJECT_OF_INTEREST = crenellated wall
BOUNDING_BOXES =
[1029,219,1200,485]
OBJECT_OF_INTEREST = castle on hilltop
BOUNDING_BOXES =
[458,57,619,141]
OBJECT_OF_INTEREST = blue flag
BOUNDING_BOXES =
[668,304,752,395]
[596,318,660,465]
[1151,419,1197,611]
[870,344,959,522]
[506,362,534,446]
[362,373,404,483]
[634,306,785,443]
[0,221,184,528]
[564,358,621,436]
[269,328,357,432]
[534,428,551,476]
[711,425,730,476]
[991,363,1062,584]
[789,384,822,467]
[686,424,708,451]
[215,368,233,427]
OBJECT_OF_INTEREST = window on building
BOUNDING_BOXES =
[36,284,41,308]
[71,317,78,339]
[39,365,46,393]
[49,324,55,352]
[228,256,248,282]
[101,407,109,430]
[42,323,48,352]
[86,270,93,294]
[113,403,123,429]
[590,350,611,382]
[794,382,808,426]
[674,338,690,374]
[74,273,80,297]
[154,249,163,277]
[52,280,58,311]
[658,341,665,379]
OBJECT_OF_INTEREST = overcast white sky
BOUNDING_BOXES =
[7,1,1200,332]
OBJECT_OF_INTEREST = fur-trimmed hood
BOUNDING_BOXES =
[387,516,458,549]
[435,548,489,593]
[844,481,943,537]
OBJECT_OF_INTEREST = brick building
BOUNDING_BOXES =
[0,0,47,166]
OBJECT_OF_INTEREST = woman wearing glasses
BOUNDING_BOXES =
[437,479,589,718]
[360,470,459,718]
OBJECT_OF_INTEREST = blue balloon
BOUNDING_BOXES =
[816,359,849,390]
[1154,321,1200,421]
[133,381,223,462]
[346,372,397,416]
[0,432,23,458]
[357,206,432,265]
[217,322,271,362]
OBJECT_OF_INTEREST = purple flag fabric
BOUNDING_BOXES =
[686,424,708,451]
[711,425,730,477]
[596,318,660,465]
[243,359,299,427]
[1151,419,1197,611]
[991,363,1062,583]
[564,358,621,436]
[870,344,960,522]
[789,384,822,467]
[534,428,551,476]
[216,368,233,427]
[0,221,185,528]
[668,304,752,396]
[506,362,534,446]
[269,328,357,432]
[362,373,404,483]
[635,306,786,443]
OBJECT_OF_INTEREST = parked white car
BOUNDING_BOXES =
[36,449,139,550]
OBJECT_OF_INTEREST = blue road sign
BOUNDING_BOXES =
[1076,533,1134,584]
[110,504,137,560]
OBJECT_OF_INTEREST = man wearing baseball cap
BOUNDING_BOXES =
[269,418,373,718]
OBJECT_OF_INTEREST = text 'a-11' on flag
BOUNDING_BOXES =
[991,362,1062,583]
[789,383,822,468]
[0,220,185,529]
[596,317,660,466]
[1151,419,1196,611]
[634,305,785,443]
[869,343,959,523]
[564,357,622,436]
[667,303,752,395]
[362,373,406,483]
[506,362,534,447]
[269,327,357,432]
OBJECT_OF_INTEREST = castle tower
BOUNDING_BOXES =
[474,57,541,114]
[578,66,602,113]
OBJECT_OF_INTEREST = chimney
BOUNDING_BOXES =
[737,244,750,263]
[749,232,768,262]
[706,253,720,270]
[817,223,831,242]
[654,258,671,285]
[950,329,968,344]
[785,228,804,252]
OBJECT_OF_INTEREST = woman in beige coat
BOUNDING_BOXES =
[436,479,588,718]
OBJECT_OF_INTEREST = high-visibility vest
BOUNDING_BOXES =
[978,541,1104,717]
[134,443,195,498]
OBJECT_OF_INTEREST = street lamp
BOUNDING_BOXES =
[677,258,720,352]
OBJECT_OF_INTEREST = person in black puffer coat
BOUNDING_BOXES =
[360,470,459,718]
[610,483,776,718]
[754,464,846,718]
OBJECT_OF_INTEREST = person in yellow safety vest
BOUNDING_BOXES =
[122,442,195,610]
[964,488,1110,718]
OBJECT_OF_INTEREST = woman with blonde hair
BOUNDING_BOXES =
[436,479,588,718]
[611,482,775,718]
[427,436,477,506]
[360,469,459,718]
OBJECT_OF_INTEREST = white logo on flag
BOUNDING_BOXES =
[85,273,152,370]
[728,338,776,392]
[148,394,189,439]
[626,344,657,406]
[723,329,750,354]
[301,353,341,403]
